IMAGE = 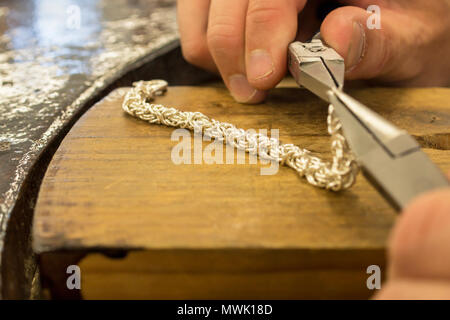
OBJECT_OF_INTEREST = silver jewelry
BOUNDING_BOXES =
[122,80,359,191]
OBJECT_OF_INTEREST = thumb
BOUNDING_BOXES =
[320,6,412,82]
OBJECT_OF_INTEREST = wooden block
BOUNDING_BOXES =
[78,250,385,299]
[32,85,450,299]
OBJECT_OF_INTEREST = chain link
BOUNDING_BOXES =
[122,80,359,191]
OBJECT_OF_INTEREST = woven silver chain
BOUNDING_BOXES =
[122,80,359,191]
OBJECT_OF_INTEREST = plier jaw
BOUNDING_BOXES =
[288,37,345,102]
[327,88,449,210]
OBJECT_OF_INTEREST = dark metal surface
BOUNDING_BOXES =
[0,0,210,298]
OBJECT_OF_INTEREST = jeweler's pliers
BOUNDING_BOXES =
[288,34,449,211]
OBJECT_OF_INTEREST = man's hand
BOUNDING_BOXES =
[177,0,450,103]
[375,187,450,300]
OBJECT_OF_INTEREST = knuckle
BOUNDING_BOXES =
[181,40,208,66]
[207,16,242,51]
[247,0,283,25]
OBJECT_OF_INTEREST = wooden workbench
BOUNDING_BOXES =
[32,84,450,299]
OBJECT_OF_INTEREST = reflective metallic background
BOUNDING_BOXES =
[0,0,192,298]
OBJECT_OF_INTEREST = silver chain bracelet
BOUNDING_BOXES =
[122,80,359,191]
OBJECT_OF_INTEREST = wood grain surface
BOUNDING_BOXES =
[78,250,384,299]
[33,85,450,253]
[33,87,450,252]
[32,84,450,299]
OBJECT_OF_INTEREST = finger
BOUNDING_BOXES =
[388,189,450,280]
[296,0,375,42]
[245,0,307,90]
[320,6,420,83]
[374,279,450,300]
[177,0,218,73]
[207,0,266,104]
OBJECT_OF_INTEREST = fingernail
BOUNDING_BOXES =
[228,74,264,103]
[247,49,274,81]
[346,22,366,71]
